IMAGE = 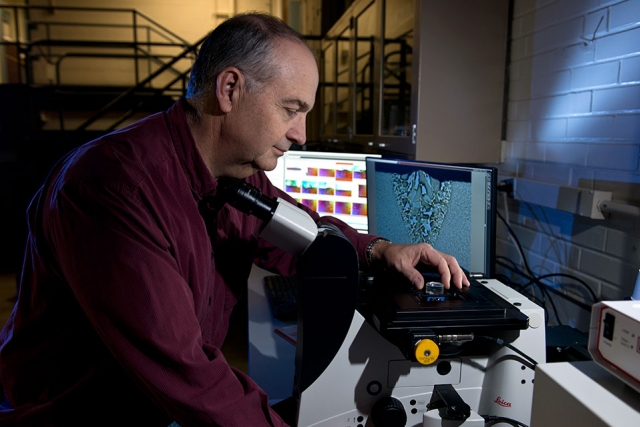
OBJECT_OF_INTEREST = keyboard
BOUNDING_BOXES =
[264,274,300,321]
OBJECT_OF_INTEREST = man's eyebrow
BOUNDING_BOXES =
[283,98,311,112]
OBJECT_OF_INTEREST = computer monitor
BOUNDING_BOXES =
[366,158,497,278]
[266,151,381,233]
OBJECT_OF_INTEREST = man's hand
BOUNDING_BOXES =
[370,241,470,290]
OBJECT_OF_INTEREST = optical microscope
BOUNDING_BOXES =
[219,178,546,427]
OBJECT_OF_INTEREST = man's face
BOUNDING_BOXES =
[218,40,319,178]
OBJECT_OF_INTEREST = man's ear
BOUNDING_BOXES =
[216,67,243,113]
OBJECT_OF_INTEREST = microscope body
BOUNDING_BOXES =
[292,228,545,427]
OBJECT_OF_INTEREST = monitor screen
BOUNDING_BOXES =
[366,158,497,278]
[266,151,381,233]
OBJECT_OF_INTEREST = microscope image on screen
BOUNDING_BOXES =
[392,170,453,243]
[379,170,472,270]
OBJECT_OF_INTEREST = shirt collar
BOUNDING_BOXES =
[166,98,217,202]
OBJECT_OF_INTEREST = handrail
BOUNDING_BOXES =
[26,39,188,48]
[106,69,191,131]
[27,21,186,46]
[54,51,188,86]
[0,4,193,82]
[76,33,207,131]
[129,7,190,45]
[4,5,189,45]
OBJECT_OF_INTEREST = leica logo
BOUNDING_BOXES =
[494,396,512,407]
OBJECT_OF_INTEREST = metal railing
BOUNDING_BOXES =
[0,5,201,131]
[77,33,206,131]
[1,5,194,84]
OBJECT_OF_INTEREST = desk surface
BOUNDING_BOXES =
[247,265,296,404]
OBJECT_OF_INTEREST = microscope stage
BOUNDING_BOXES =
[369,275,530,335]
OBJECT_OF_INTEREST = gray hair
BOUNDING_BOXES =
[186,12,308,104]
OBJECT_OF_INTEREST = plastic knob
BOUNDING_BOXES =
[414,339,439,365]
[370,396,407,427]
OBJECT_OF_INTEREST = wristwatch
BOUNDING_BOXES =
[366,237,391,266]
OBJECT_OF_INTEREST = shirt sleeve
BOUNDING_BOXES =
[45,179,288,427]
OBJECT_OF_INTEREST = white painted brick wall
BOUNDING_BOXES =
[497,0,640,331]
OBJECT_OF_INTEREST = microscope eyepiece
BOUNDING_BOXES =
[216,176,317,256]
[216,177,277,222]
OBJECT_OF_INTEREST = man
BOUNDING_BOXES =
[0,12,468,426]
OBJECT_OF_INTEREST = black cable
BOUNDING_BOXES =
[495,212,597,324]
[482,414,529,427]
[496,211,560,318]
[497,258,593,313]
[522,275,561,325]
[494,257,549,322]
[494,255,527,278]
[497,211,536,278]
[534,272,598,302]
[495,257,530,285]
[474,335,538,368]
[495,256,516,271]
[497,254,597,304]
[521,201,565,273]
[542,285,560,324]
[496,209,598,303]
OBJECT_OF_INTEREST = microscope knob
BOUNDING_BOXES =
[414,339,439,365]
[370,396,407,427]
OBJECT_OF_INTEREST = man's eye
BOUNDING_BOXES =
[286,108,297,117]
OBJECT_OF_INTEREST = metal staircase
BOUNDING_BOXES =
[1,4,204,132]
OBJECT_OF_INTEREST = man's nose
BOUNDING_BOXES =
[288,115,307,146]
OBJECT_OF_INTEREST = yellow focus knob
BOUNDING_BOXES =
[414,339,439,365]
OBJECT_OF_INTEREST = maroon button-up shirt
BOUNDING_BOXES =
[0,99,376,426]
